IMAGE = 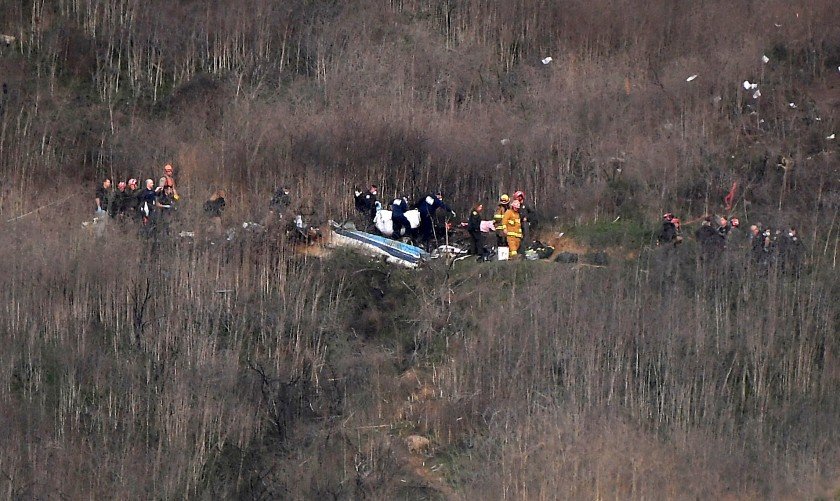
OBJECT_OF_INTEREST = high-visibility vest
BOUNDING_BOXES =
[502,209,522,238]
[493,205,508,231]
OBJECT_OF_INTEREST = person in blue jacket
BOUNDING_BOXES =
[416,192,455,249]
[391,196,411,240]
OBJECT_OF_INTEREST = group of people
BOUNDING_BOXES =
[93,164,181,229]
[657,212,805,268]
[92,164,229,238]
[354,186,537,258]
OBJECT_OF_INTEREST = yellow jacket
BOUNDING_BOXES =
[493,204,508,231]
[502,209,522,238]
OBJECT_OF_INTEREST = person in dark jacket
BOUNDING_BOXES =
[513,191,537,246]
[139,179,157,225]
[467,203,483,254]
[263,186,292,227]
[95,178,112,215]
[417,192,455,249]
[391,196,411,239]
[204,190,226,238]
[354,185,378,230]
[154,185,176,234]
[112,181,128,217]
[695,216,725,257]
[657,212,683,247]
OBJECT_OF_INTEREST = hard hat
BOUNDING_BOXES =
[513,191,525,201]
[499,194,510,204]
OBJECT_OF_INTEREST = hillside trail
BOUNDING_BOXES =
[391,368,463,500]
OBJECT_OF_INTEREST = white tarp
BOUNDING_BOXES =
[374,209,421,237]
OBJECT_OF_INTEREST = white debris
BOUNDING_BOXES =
[789,102,796,108]
[827,134,836,140]
[743,80,758,90]
[774,23,782,27]
[752,89,761,99]
[541,57,553,65]
[686,74,698,82]
[762,55,770,64]
[815,117,822,121]
[500,138,511,146]
[0,34,15,45]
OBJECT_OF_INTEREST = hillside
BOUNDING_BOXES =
[1,1,839,498]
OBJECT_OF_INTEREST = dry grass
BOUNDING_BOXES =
[0,0,839,498]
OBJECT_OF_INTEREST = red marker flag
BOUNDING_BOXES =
[724,181,738,211]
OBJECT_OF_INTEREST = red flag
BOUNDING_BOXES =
[724,181,738,211]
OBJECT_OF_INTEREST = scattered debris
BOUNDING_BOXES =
[743,80,758,90]
[774,23,782,27]
[827,134,836,140]
[500,138,511,146]
[686,74,698,82]
[0,34,15,46]
[762,55,770,64]
[815,117,822,121]
[789,102,796,108]
[752,89,761,99]
[178,231,195,238]
[541,56,553,65]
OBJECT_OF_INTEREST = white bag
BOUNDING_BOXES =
[497,246,509,261]
[374,209,421,237]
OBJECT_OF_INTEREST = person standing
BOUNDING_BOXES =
[124,179,140,220]
[494,194,510,248]
[204,190,226,238]
[162,164,179,200]
[657,213,682,246]
[416,192,455,250]
[467,203,484,255]
[112,181,128,217]
[95,178,112,216]
[513,191,535,247]
[154,185,176,235]
[139,179,157,225]
[354,185,378,230]
[502,200,523,258]
[391,196,410,239]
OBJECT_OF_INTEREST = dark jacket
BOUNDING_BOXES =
[355,190,377,214]
[392,197,409,217]
[139,188,156,217]
[467,209,481,232]
[270,189,291,212]
[658,221,678,244]
[204,198,226,218]
[416,195,451,217]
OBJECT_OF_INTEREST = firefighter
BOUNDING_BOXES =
[513,191,536,246]
[494,194,510,247]
[502,199,523,258]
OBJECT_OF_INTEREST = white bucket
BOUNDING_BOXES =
[497,246,509,261]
